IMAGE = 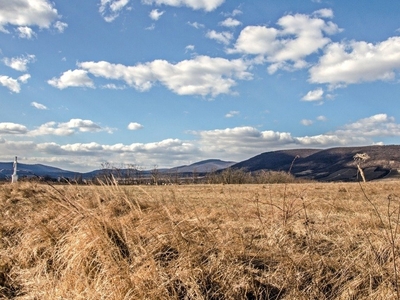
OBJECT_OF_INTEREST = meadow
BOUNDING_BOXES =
[1,180,400,299]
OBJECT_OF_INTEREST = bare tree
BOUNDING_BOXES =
[354,153,370,182]
[151,165,160,185]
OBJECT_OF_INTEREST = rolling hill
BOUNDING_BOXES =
[232,145,400,181]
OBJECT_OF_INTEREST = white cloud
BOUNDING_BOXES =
[101,83,126,90]
[228,10,341,73]
[187,21,204,29]
[228,25,279,55]
[225,110,239,118]
[2,114,400,171]
[70,56,252,97]
[0,76,20,93]
[54,21,68,33]
[62,142,104,154]
[128,122,144,130]
[219,17,242,27]
[99,0,130,22]
[317,115,327,122]
[313,8,334,18]
[333,114,400,137]
[193,114,400,158]
[30,119,105,136]
[0,0,60,35]
[18,74,31,83]
[17,26,37,39]
[0,123,28,134]
[185,45,195,52]
[48,69,94,89]
[302,88,324,101]
[193,126,296,158]
[145,23,156,30]
[142,0,225,12]
[231,9,242,16]
[206,30,233,45]
[309,37,400,86]
[31,102,48,110]
[3,54,36,72]
[301,119,313,126]
[0,73,30,92]
[149,9,165,20]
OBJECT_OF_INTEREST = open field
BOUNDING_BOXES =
[1,181,400,299]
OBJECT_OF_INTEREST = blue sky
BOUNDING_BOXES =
[1,0,400,172]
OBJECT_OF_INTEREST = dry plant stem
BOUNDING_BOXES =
[387,195,400,299]
[357,164,367,183]
[358,181,400,299]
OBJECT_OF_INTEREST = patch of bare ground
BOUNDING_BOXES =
[1,181,400,299]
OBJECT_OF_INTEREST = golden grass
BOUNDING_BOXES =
[1,181,400,299]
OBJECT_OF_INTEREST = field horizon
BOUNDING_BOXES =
[1,181,400,299]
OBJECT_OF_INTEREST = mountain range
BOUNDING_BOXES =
[1,145,399,182]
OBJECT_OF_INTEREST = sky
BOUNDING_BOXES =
[1,0,400,172]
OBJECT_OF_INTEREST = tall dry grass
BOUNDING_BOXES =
[1,181,400,299]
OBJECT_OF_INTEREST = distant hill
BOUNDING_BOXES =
[0,159,235,181]
[231,145,400,182]
[168,159,236,173]
[0,162,80,180]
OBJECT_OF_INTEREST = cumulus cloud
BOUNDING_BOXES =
[206,30,233,45]
[17,26,37,39]
[333,114,400,137]
[51,56,252,97]
[302,88,324,101]
[142,0,225,12]
[99,0,130,22]
[48,69,94,89]
[0,0,62,36]
[193,126,296,158]
[309,37,400,86]
[0,76,20,93]
[18,74,31,83]
[2,114,400,171]
[228,9,341,73]
[128,122,144,130]
[219,17,242,27]
[0,123,28,134]
[31,102,48,110]
[149,9,165,20]
[0,74,30,93]
[3,54,36,71]
[194,114,400,158]
[30,119,105,136]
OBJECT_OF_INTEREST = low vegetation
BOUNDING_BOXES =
[1,180,400,299]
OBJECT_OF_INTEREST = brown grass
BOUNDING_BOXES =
[1,181,400,299]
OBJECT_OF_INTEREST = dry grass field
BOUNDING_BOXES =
[1,180,400,299]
